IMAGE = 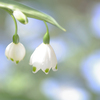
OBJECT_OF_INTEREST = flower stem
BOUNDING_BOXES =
[2,9,19,43]
[11,14,17,35]
[11,14,19,44]
[43,21,50,44]
[44,21,49,34]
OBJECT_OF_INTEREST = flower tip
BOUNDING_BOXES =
[52,69,58,71]
[61,27,66,32]
[16,61,19,64]
[44,68,50,74]
[10,58,14,61]
[32,71,37,74]
[24,21,28,24]
[13,10,28,24]
[32,67,37,73]
[55,65,57,68]
[52,65,58,71]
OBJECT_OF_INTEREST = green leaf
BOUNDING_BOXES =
[0,0,66,31]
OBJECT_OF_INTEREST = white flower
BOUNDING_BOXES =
[5,42,26,64]
[29,43,57,74]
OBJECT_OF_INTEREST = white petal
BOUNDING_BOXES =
[48,44,57,66]
[13,43,26,61]
[5,42,12,59]
[32,66,40,73]
[29,43,58,74]
[45,44,57,71]
[5,42,26,62]
[29,43,46,65]
[40,44,52,73]
[52,65,58,71]
[29,43,51,74]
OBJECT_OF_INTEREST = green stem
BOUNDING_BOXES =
[43,21,50,44]
[11,13,19,44]
[44,21,49,34]
[2,8,19,43]
[11,14,17,35]
[3,8,18,35]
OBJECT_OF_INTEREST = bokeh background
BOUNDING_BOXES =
[0,0,100,100]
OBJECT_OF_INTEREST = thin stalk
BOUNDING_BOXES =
[44,21,49,34]
[11,14,17,35]
[43,21,50,44]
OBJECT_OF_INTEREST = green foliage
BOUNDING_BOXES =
[0,0,65,31]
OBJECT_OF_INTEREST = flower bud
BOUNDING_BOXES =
[13,10,28,24]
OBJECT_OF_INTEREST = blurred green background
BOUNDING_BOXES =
[0,0,100,100]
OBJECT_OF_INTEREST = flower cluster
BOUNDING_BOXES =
[5,42,57,74]
[5,10,58,74]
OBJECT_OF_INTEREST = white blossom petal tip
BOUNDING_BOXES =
[44,68,50,74]
[41,68,50,74]
[5,42,26,63]
[29,43,57,74]
[32,67,36,73]
[32,66,40,73]
[52,65,58,71]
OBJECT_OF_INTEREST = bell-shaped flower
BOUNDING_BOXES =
[5,42,26,64]
[29,43,57,74]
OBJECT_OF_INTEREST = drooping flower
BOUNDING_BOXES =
[29,43,57,74]
[5,42,26,64]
